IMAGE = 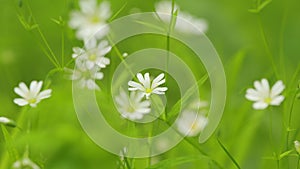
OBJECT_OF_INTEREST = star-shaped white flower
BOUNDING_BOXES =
[115,90,151,120]
[128,73,168,99]
[176,111,208,137]
[69,0,111,40]
[72,39,111,70]
[155,0,208,34]
[65,62,104,90]
[245,78,285,110]
[14,81,52,107]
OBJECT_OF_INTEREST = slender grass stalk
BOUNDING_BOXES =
[285,92,297,150]
[297,155,300,169]
[257,15,279,79]
[217,138,241,169]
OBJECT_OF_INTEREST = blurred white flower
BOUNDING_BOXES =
[245,79,285,110]
[12,157,40,169]
[295,140,300,154]
[0,116,16,127]
[14,81,52,107]
[128,73,168,99]
[69,0,111,40]
[155,0,208,34]
[65,63,103,90]
[176,111,208,137]
[115,89,151,120]
[72,39,111,70]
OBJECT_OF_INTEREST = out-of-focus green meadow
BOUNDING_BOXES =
[0,0,299,168]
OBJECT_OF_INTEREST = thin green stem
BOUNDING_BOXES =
[24,0,61,67]
[61,30,65,66]
[297,156,300,169]
[217,138,241,169]
[286,92,297,150]
[258,15,279,78]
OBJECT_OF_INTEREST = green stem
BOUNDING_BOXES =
[286,92,297,150]
[258,15,279,78]
[297,155,300,169]
[217,138,241,169]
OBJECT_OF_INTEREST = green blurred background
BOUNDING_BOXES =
[0,0,299,168]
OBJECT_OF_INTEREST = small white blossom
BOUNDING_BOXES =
[65,63,103,90]
[72,39,111,70]
[0,117,16,127]
[245,79,285,110]
[295,140,300,154]
[128,73,168,99]
[155,0,208,34]
[14,81,52,107]
[115,89,151,120]
[12,157,40,169]
[176,111,208,137]
[69,0,111,40]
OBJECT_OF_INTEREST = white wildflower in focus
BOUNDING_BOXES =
[12,157,40,169]
[72,39,111,70]
[69,0,111,40]
[155,0,208,34]
[65,63,103,90]
[295,140,300,154]
[115,89,151,120]
[13,81,52,107]
[245,79,285,110]
[0,116,16,127]
[176,111,208,137]
[128,73,168,99]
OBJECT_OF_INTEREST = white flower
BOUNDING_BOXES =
[176,111,208,137]
[295,140,300,154]
[0,116,16,127]
[245,79,285,110]
[155,0,208,34]
[14,81,52,107]
[72,39,111,70]
[65,63,103,90]
[115,89,151,120]
[69,0,111,40]
[12,157,40,169]
[128,73,168,99]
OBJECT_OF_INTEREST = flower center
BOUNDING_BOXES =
[90,16,101,23]
[191,122,198,131]
[28,98,37,104]
[146,88,152,94]
[126,106,135,113]
[89,54,97,61]
[264,97,272,104]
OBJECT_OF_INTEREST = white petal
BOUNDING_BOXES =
[80,0,97,14]
[128,81,144,91]
[14,98,28,106]
[245,89,261,101]
[14,87,27,98]
[261,78,270,91]
[271,80,285,97]
[136,73,145,85]
[98,1,111,19]
[31,81,43,97]
[253,102,268,110]
[38,89,52,100]
[254,80,264,92]
[144,73,151,88]
[19,82,29,93]
[270,96,285,106]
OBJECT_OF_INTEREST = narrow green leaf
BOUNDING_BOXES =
[108,2,127,22]
[1,125,19,162]
[279,150,293,160]
[217,138,241,169]
[134,20,165,32]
